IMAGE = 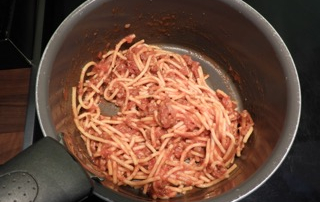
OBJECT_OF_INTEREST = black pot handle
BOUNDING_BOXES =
[0,137,93,202]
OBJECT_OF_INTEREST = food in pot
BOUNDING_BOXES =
[72,34,254,199]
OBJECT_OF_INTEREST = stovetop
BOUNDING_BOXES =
[23,0,320,201]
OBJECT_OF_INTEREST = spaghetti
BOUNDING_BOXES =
[72,34,254,199]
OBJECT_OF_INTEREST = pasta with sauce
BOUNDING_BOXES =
[72,34,254,199]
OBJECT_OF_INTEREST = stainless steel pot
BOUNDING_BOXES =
[36,0,301,201]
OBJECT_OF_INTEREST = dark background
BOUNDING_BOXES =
[1,0,319,201]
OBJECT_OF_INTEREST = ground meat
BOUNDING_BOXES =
[239,110,254,135]
[182,55,200,79]
[157,99,176,129]
[125,52,141,75]
[182,112,198,131]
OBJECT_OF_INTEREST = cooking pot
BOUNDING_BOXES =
[0,0,301,201]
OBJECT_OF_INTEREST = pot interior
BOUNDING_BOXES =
[36,0,299,201]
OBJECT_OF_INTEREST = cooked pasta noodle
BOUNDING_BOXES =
[72,34,254,199]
